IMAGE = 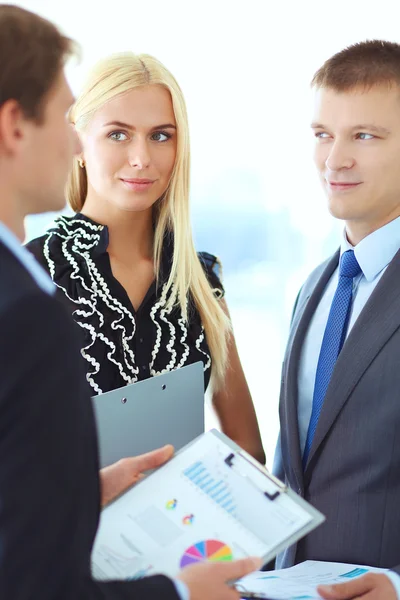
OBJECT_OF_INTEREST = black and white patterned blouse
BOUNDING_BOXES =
[26,214,224,394]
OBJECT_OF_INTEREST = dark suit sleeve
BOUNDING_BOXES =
[0,292,179,600]
[272,285,303,479]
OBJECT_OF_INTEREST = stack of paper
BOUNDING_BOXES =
[237,560,388,599]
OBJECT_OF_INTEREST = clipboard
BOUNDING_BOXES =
[92,361,205,468]
[91,429,325,582]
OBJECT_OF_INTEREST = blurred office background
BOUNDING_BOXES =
[20,0,398,465]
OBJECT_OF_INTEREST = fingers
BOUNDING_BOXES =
[218,556,262,581]
[100,445,174,507]
[318,574,374,599]
[128,444,174,473]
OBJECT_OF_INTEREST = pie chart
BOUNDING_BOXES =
[180,540,233,568]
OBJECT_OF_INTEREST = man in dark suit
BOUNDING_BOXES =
[274,40,400,600]
[0,6,259,599]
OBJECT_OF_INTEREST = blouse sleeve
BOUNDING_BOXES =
[197,252,225,299]
[24,235,49,272]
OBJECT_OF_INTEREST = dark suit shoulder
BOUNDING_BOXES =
[25,233,49,272]
[0,288,86,419]
[0,242,44,315]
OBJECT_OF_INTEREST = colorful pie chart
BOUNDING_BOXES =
[180,540,233,568]
[183,514,195,525]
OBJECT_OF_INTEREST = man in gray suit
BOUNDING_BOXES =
[274,40,400,600]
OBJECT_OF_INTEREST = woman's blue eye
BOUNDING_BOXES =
[151,131,171,142]
[109,131,128,142]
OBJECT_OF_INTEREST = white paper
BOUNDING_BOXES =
[91,431,318,581]
[238,560,388,599]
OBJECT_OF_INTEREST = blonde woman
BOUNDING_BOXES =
[27,53,265,463]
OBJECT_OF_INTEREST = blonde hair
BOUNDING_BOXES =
[67,52,231,387]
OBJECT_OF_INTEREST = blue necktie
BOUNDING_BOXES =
[303,250,362,466]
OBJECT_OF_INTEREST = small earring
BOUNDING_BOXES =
[78,158,85,168]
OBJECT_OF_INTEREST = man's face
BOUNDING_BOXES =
[20,71,78,215]
[312,84,400,239]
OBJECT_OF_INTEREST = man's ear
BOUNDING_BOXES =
[0,100,29,155]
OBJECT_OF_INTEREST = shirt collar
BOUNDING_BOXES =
[0,221,55,295]
[72,213,174,281]
[340,216,400,282]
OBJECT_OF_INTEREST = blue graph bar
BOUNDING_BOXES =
[199,476,213,489]
[196,473,211,486]
[207,480,223,494]
[183,461,236,518]
[217,492,231,504]
[212,486,227,500]
[184,462,202,477]
[190,468,206,483]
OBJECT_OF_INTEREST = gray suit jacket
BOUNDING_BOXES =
[274,248,400,574]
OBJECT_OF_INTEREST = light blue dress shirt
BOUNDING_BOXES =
[173,580,189,600]
[0,221,55,295]
[0,221,189,600]
[297,216,400,597]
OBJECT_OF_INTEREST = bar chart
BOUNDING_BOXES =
[183,461,237,517]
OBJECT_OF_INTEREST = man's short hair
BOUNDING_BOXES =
[312,40,400,91]
[0,4,77,122]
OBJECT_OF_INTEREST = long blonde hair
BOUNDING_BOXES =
[67,52,231,387]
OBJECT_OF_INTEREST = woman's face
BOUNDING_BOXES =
[80,84,177,213]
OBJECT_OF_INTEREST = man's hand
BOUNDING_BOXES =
[178,556,262,600]
[99,445,174,507]
[318,573,397,600]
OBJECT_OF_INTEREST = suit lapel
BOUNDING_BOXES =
[305,248,400,470]
[281,251,340,492]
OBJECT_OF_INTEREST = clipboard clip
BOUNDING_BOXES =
[224,453,286,501]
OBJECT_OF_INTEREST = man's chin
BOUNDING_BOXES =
[327,198,361,222]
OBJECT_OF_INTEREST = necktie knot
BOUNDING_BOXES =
[340,250,362,279]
